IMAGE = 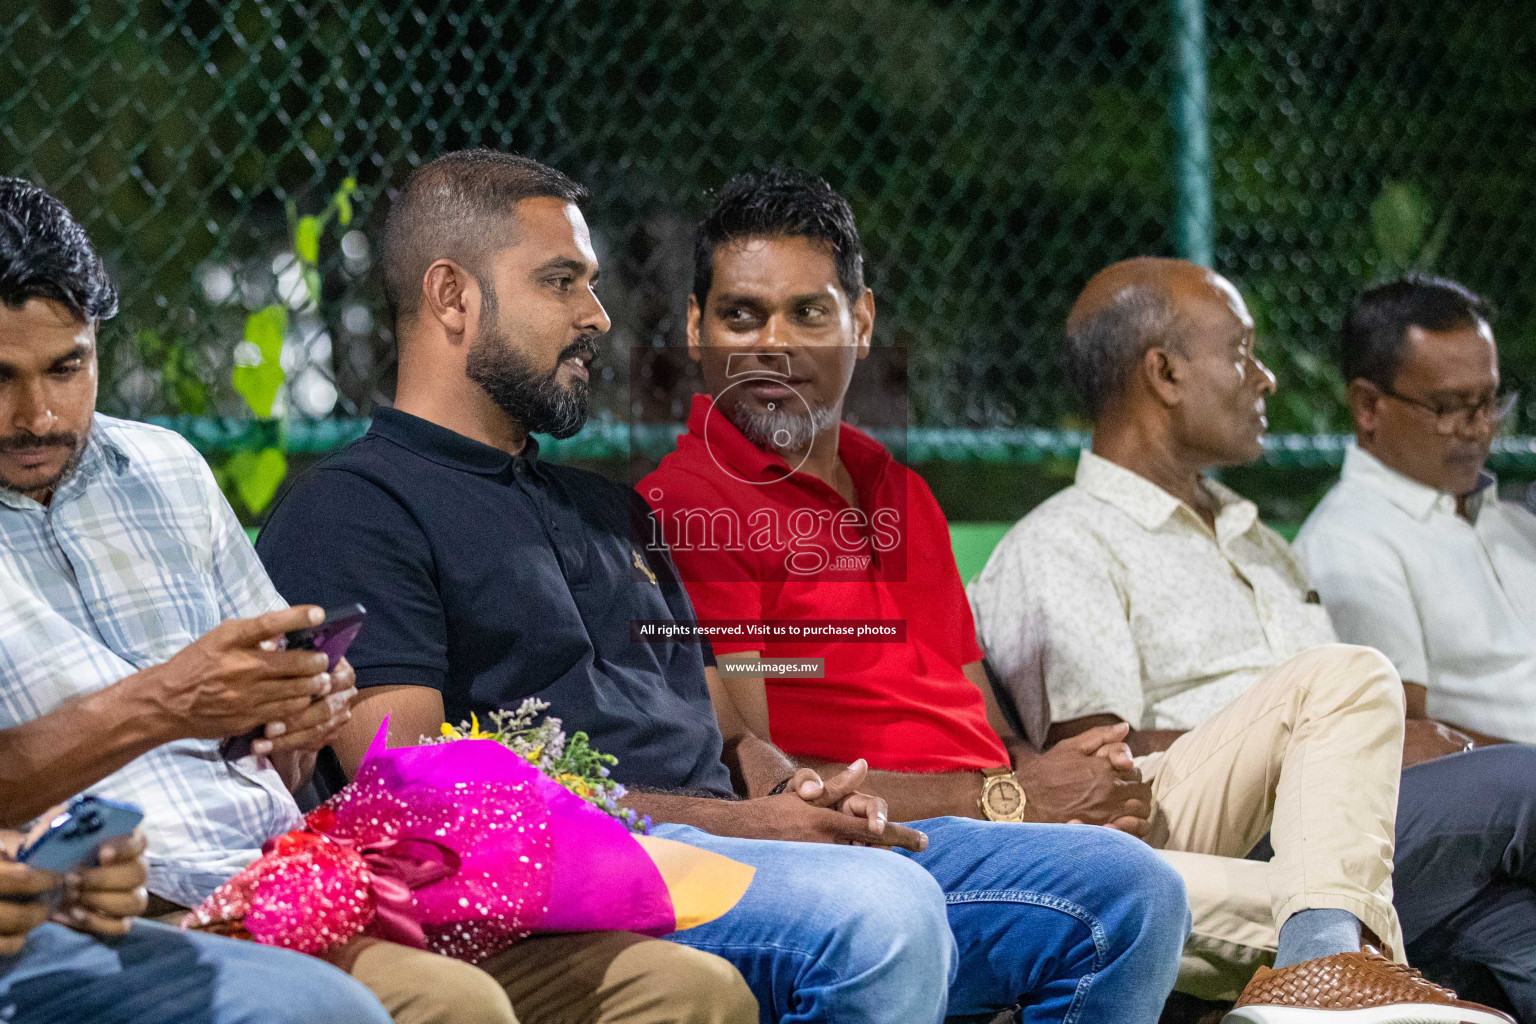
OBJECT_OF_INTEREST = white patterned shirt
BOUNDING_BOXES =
[1296,444,1536,743]
[968,450,1336,742]
[0,416,300,907]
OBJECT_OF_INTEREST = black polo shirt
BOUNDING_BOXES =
[256,406,733,798]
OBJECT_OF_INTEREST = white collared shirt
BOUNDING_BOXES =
[1295,444,1536,742]
[969,451,1336,743]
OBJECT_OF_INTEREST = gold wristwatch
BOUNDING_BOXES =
[979,766,1026,822]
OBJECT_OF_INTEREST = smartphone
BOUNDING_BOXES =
[18,796,144,872]
[222,604,367,760]
[284,603,367,671]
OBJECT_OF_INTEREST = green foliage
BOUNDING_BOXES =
[1371,181,1453,277]
[221,180,357,515]
[294,216,320,264]
[219,179,358,517]
[286,178,357,306]
[223,447,289,513]
[134,329,210,416]
[232,305,287,419]
[334,181,355,227]
[8,0,1536,438]
[224,304,288,515]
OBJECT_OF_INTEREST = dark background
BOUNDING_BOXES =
[4,0,1534,523]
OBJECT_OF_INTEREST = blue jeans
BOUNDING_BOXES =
[0,920,391,1024]
[656,817,1189,1024]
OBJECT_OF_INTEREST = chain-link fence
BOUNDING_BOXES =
[3,0,1534,436]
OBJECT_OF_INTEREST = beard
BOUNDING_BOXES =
[720,396,839,454]
[465,328,597,440]
[0,430,86,500]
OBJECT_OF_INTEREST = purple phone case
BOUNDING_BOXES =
[221,607,366,760]
[286,614,365,670]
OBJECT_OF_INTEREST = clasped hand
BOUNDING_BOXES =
[1016,723,1154,839]
[764,760,928,852]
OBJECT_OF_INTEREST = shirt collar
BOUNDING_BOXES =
[1075,449,1257,541]
[0,419,129,511]
[1341,442,1496,523]
[683,393,893,492]
[368,406,540,477]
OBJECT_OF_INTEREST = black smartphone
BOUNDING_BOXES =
[221,604,367,760]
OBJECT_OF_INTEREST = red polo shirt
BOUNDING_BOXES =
[640,394,1008,772]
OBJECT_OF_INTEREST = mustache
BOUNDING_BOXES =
[0,431,78,453]
[557,335,600,368]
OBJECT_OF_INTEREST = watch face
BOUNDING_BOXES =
[984,777,1024,818]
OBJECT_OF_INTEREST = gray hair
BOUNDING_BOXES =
[726,401,840,454]
[1064,285,1184,419]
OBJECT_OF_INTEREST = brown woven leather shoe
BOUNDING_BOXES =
[1222,950,1515,1023]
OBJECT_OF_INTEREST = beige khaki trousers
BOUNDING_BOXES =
[1134,644,1407,1002]
[335,930,757,1024]
[153,904,755,1024]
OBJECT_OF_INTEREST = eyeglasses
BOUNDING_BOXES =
[1376,386,1519,436]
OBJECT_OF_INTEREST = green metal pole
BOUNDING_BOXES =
[1171,0,1213,267]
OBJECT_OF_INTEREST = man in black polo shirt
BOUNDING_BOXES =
[258,149,1189,1024]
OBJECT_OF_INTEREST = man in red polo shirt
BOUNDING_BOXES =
[639,170,1151,830]
[638,171,1492,1020]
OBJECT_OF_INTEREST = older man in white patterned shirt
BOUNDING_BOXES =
[970,257,1524,1023]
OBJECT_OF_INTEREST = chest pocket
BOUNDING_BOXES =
[1237,549,1337,655]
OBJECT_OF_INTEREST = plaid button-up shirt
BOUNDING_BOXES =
[0,415,301,907]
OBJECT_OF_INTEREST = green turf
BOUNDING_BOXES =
[948,519,1301,584]
[949,521,1015,583]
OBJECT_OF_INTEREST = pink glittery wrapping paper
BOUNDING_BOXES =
[187,720,678,963]
[346,722,679,949]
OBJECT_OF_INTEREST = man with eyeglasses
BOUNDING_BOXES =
[1296,276,1528,750]
[970,258,1535,1020]
[1291,276,1536,1017]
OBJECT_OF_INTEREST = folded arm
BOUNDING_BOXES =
[716,655,1151,831]
[1296,527,1509,760]
[710,651,983,820]
[709,654,976,818]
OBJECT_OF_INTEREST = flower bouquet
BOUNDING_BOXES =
[428,701,651,834]
[183,702,754,964]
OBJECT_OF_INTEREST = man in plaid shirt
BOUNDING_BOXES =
[0,178,395,1024]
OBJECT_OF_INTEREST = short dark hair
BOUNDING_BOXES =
[0,177,117,324]
[381,149,586,326]
[1341,274,1493,390]
[1064,285,1183,419]
[693,169,865,305]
